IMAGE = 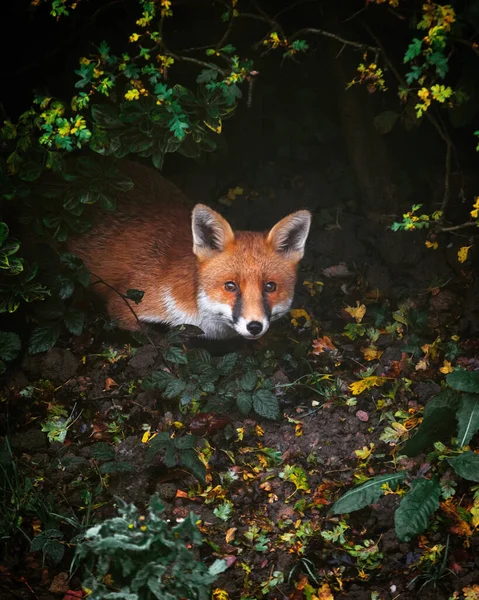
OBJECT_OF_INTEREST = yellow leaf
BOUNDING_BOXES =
[290,308,311,327]
[349,376,387,396]
[458,245,473,263]
[236,427,244,441]
[255,424,264,437]
[425,240,438,250]
[204,118,222,134]
[362,346,383,361]
[317,583,335,600]
[345,301,366,323]
[354,443,375,460]
[141,430,152,443]
[125,89,140,101]
[439,360,454,374]
[213,589,230,600]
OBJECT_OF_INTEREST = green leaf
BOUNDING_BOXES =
[164,346,188,364]
[63,309,85,336]
[0,223,9,245]
[216,352,238,375]
[447,370,479,393]
[331,472,407,515]
[241,371,258,392]
[404,38,423,63]
[447,452,479,482]
[402,390,460,456]
[28,323,61,354]
[394,478,441,542]
[90,442,116,461]
[164,378,186,399]
[100,461,135,474]
[237,391,253,415]
[0,331,21,361]
[180,448,206,483]
[253,389,280,421]
[456,393,479,448]
[18,161,43,182]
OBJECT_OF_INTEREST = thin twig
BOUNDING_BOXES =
[90,271,159,353]
[290,27,379,54]
[439,221,477,232]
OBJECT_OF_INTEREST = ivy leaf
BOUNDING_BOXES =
[253,389,280,421]
[28,323,61,354]
[394,478,441,542]
[456,393,479,448]
[447,452,479,482]
[332,472,407,515]
[0,331,21,361]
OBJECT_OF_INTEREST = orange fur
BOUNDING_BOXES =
[68,160,311,339]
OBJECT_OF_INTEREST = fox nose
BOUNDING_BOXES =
[246,321,263,336]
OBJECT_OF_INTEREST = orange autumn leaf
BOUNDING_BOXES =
[104,377,118,391]
[312,335,337,354]
[225,527,237,543]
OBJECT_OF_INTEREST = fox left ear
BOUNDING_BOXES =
[267,210,312,261]
[192,204,235,261]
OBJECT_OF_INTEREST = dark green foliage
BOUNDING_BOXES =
[394,479,441,542]
[331,472,407,515]
[90,442,135,475]
[143,338,282,421]
[74,495,227,600]
[147,432,206,483]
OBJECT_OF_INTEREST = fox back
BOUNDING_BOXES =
[69,160,311,340]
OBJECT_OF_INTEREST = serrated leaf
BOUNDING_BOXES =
[28,323,61,354]
[332,472,407,515]
[253,389,280,420]
[394,478,441,541]
[90,442,116,461]
[164,378,186,399]
[216,352,238,375]
[447,370,479,393]
[456,393,479,447]
[63,309,85,336]
[241,371,258,392]
[447,452,479,482]
[0,331,21,361]
[237,391,253,415]
[164,345,188,364]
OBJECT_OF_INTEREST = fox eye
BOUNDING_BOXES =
[264,281,277,293]
[224,281,238,292]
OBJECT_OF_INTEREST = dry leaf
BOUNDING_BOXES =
[312,335,337,354]
[439,360,454,374]
[349,376,387,396]
[415,358,429,371]
[362,346,383,361]
[104,377,118,391]
[225,527,237,543]
[457,245,472,263]
[345,301,366,323]
[356,410,369,422]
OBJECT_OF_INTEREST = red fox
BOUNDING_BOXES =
[69,161,311,340]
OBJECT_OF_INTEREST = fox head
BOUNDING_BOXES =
[192,204,311,339]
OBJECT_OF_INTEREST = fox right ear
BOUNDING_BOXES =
[192,204,235,261]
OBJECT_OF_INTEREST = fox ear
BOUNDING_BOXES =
[267,210,311,261]
[192,204,235,260]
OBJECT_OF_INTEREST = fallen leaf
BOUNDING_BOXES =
[312,336,337,354]
[345,301,366,323]
[225,527,237,543]
[415,358,429,371]
[439,360,454,374]
[362,346,383,361]
[349,376,387,396]
[104,377,118,391]
[49,572,69,594]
